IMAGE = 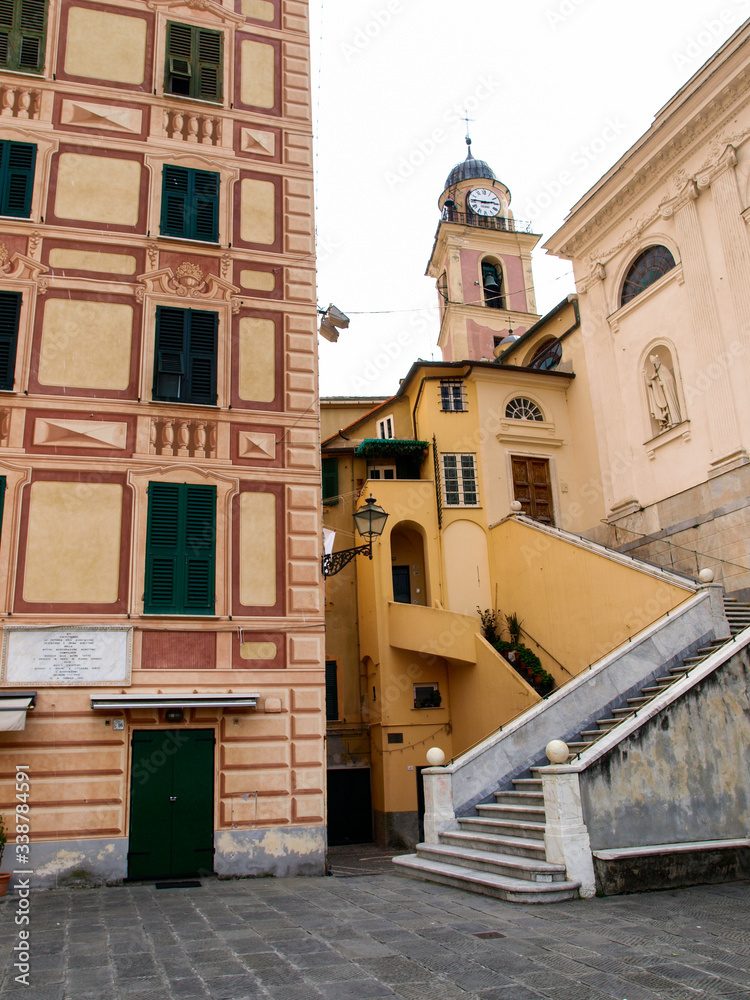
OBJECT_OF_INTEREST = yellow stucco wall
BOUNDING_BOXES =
[240,269,276,291]
[38,300,133,390]
[240,40,276,107]
[442,519,491,615]
[238,317,275,401]
[240,178,275,244]
[491,518,693,672]
[65,8,147,85]
[239,492,276,606]
[55,154,141,226]
[23,483,123,603]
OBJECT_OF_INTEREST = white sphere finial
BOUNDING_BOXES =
[426,747,446,767]
[510,501,523,513]
[699,568,715,583]
[545,739,569,764]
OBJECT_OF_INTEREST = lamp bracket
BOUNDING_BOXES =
[322,542,372,577]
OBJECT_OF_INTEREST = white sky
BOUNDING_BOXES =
[311,0,748,398]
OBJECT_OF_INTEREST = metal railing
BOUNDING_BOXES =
[441,208,534,233]
[603,521,750,583]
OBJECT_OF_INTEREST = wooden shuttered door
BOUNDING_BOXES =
[165,21,222,102]
[160,165,219,242]
[0,290,20,391]
[144,482,216,615]
[0,0,46,73]
[511,456,554,525]
[0,141,35,218]
[153,306,217,405]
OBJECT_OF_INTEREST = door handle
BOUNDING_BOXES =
[169,796,177,802]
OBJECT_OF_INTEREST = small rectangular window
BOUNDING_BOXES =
[0,0,46,74]
[144,481,216,615]
[325,660,338,721]
[153,306,217,405]
[322,457,338,505]
[160,164,219,243]
[414,683,440,709]
[441,453,479,507]
[367,465,395,480]
[165,22,222,102]
[376,415,394,439]
[0,290,21,391]
[440,380,465,412]
[0,141,35,219]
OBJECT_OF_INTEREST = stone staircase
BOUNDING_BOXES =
[393,598,749,903]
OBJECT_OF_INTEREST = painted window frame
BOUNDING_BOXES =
[144,481,216,615]
[441,453,479,507]
[0,0,46,74]
[413,682,441,709]
[367,464,396,481]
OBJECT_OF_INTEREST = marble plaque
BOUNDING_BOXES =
[1,627,133,686]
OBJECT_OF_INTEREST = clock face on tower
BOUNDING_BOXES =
[468,188,501,217]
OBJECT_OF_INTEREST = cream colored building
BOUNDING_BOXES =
[0,0,324,885]
[545,20,750,596]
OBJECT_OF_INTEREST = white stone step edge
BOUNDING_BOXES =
[393,854,581,898]
[593,837,750,861]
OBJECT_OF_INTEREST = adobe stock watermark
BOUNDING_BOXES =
[673,2,750,70]
[385,76,502,189]
[339,1,403,62]
[546,0,590,30]
[522,117,628,221]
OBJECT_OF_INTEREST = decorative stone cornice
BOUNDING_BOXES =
[695,143,738,189]
[135,265,239,308]
[0,246,49,291]
[574,261,606,295]
[145,0,245,26]
[659,178,699,219]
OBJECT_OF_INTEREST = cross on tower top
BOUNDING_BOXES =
[462,110,475,155]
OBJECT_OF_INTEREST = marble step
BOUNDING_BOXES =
[493,790,544,806]
[476,803,547,825]
[440,829,547,861]
[457,815,546,842]
[416,842,568,883]
[393,854,581,904]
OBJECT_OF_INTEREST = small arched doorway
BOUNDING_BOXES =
[389,523,428,606]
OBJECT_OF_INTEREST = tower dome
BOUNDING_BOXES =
[444,146,496,189]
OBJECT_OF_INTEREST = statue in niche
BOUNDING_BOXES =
[646,353,682,430]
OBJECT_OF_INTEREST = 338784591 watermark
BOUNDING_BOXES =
[13,764,32,987]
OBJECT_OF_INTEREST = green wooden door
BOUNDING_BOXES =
[128,729,215,879]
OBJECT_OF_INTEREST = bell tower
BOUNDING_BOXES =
[426,139,541,362]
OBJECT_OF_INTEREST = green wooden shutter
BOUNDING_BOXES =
[196,27,222,101]
[186,310,217,405]
[192,169,219,242]
[144,482,181,613]
[153,306,187,400]
[322,458,338,505]
[183,484,215,612]
[0,141,35,218]
[161,165,189,238]
[144,482,215,615]
[0,291,20,391]
[325,661,339,721]
[0,0,46,73]
[165,21,192,95]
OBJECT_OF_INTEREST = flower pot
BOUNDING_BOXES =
[0,873,11,897]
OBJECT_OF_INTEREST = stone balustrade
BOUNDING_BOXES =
[150,417,217,459]
[0,87,41,119]
[163,109,222,145]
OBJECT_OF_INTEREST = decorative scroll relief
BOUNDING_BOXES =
[0,245,49,290]
[33,418,128,449]
[1,626,133,686]
[61,100,142,134]
[136,266,239,312]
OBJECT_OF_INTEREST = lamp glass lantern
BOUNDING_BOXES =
[353,495,389,542]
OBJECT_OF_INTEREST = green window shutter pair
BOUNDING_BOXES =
[161,164,219,243]
[144,482,216,615]
[165,21,222,102]
[153,305,217,406]
[0,140,35,218]
[0,290,21,390]
[322,458,338,505]
[0,0,46,74]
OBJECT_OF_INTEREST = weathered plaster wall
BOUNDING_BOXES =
[581,648,750,850]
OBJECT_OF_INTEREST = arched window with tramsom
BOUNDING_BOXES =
[505,397,543,421]
[621,246,676,306]
[482,260,504,309]
[528,339,562,371]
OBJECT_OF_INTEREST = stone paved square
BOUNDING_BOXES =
[1,871,749,999]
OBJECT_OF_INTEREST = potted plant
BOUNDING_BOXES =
[0,815,9,896]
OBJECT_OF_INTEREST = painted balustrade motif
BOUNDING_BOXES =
[0,87,41,119]
[150,417,217,458]
[163,109,222,145]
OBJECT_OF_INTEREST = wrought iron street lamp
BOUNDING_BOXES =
[322,495,389,577]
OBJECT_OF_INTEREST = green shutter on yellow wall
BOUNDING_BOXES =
[145,482,216,615]
[322,458,338,505]
[0,141,35,218]
[165,21,222,102]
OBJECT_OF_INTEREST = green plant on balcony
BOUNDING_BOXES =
[478,608,555,696]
